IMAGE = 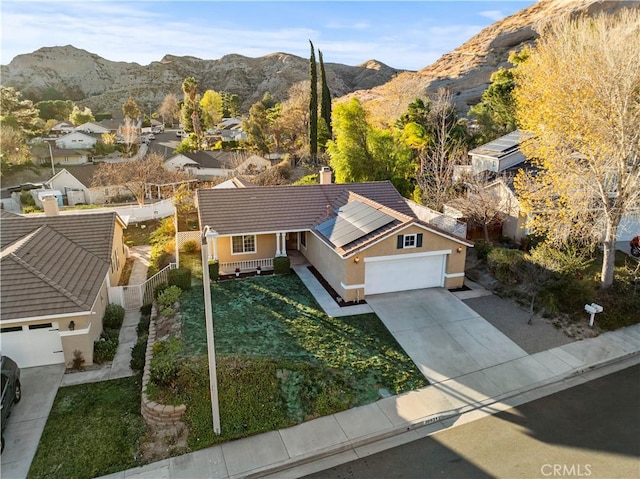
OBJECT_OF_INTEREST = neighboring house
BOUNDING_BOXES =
[454,130,529,181]
[45,165,131,205]
[55,131,99,150]
[32,143,90,168]
[0,206,128,368]
[165,151,235,179]
[75,121,110,134]
[451,130,640,242]
[50,121,76,137]
[98,118,123,133]
[197,171,472,302]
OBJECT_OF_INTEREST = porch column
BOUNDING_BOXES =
[208,236,218,261]
[275,232,281,256]
[280,232,287,256]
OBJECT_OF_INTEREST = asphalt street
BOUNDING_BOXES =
[304,364,640,479]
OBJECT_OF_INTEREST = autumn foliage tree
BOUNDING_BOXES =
[513,11,640,289]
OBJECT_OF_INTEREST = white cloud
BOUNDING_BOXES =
[324,21,370,30]
[479,10,507,22]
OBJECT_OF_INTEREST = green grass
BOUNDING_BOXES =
[123,219,163,246]
[173,274,427,449]
[28,376,146,479]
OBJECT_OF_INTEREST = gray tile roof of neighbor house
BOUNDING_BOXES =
[1,224,110,320]
[0,212,119,263]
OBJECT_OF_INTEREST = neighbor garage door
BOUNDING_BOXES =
[365,253,446,295]
[0,322,64,368]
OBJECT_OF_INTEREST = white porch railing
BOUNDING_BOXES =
[109,262,177,310]
[219,258,273,275]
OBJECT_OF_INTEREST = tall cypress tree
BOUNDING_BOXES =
[319,50,332,141]
[309,40,318,162]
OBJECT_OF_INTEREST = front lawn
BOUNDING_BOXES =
[164,274,427,449]
[28,376,146,479]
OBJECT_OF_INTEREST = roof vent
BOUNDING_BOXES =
[320,166,332,185]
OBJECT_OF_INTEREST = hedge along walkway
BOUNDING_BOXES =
[180,273,428,399]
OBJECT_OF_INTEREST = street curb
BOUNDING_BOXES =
[243,350,640,479]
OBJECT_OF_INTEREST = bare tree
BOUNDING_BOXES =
[159,93,180,127]
[92,152,189,206]
[119,117,139,158]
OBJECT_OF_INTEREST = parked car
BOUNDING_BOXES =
[1,355,21,453]
[631,235,640,258]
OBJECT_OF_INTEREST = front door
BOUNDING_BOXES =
[285,232,299,251]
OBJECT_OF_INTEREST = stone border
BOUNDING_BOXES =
[141,304,186,427]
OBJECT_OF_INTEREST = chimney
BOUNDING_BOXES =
[320,166,332,185]
[42,195,59,216]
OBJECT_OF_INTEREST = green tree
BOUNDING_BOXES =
[468,50,528,144]
[309,40,318,162]
[181,77,202,142]
[200,90,223,131]
[327,98,413,196]
[221,92,240,118]
[122,96,141,120]
[69,105,95,125]
[1,87,42,137]
[319,49,332,144]
[242,101,271,154]
[35,99,74,121]
[0,126,32,176]
[513,11,640,289]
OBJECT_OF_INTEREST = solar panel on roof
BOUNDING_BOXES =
[316,200,395,248]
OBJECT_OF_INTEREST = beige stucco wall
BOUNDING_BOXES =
[212,233,278,263]
[108,220,127,286]
[305,225,468,302]
[60,278,109,366]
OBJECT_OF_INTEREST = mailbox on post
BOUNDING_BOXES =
[584,303,603,327]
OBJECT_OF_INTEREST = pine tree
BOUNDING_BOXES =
[308,40,318,162]
[319,50,332,144]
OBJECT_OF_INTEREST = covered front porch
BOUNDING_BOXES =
[204,231,304,275]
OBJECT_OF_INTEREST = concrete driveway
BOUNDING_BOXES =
[0,363,64,479]
[366,288,529,384]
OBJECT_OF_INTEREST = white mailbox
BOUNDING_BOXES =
[584,303,603,327]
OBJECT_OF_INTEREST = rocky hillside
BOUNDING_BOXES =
[348,0,639,121]
[0,47,401,116]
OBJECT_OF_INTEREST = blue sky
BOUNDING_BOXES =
[1,1,535,71]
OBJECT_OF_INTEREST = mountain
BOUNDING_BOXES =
[0,47,402,116]
[347,0,639,120]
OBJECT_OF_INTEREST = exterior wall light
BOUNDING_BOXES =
[354,256,360,264]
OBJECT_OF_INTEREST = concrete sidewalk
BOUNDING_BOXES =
[97,273,640,479]
[61,246,150,387]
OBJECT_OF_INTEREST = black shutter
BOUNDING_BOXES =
[397,235,404,249]
[417,233,423,247]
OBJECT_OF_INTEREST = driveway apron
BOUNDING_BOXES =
[366,288,529,385]
[0,363,64,479]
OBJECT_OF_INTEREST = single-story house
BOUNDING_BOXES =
[55,131,99,150]
[45,165,131,205]
[165,151,236,179]
[197,171,472,302]
[0,205,128,368]
[50,121,76,137]
[75,121,110,134]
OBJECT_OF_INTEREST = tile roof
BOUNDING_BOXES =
[1,225,110,320]
[0,212,118,263]
[197,181,425,255]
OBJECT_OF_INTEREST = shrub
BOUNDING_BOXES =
[103,304,125,329]
[208,260,219,281]
[137,313,151,337]
[273,256,291,275]
[168,267,191,291]
[150,337,184,389]
[487,248,525,284]
[94,334,118,363]
[474,239,493,260]
[22,205,43,214]
[158,285,182,309]
[20,190,36,207]
[182,240,199,253]
[70,350,85,371]
[130,334,148,371]
[154,283,169,299]
[139,303,152,316]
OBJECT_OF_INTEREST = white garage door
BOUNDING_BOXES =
[0,322,64,368]
[365,253,446,295]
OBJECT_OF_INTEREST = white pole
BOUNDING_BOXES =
[47,142,55,176]
[201,227,221,435]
